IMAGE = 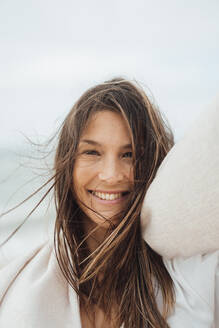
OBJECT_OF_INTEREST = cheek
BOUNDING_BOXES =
[73,161,97,193]
[73,166,84,193]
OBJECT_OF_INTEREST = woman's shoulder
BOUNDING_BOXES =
[0,240,81,327]
[164,251,219,276]
[0,240,54,300]
[164,251,219,327]
[0,239,52,270]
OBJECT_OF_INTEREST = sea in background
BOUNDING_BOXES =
[0,146,56,258]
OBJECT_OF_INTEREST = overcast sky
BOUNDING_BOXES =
[1,0,219,148]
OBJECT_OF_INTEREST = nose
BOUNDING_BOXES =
[98,157,124,184]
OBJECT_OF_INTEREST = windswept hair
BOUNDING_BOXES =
[54,78,175,327]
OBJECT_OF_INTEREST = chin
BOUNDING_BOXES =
[84,209,120,227]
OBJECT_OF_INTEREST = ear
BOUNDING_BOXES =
[141,94,219,258]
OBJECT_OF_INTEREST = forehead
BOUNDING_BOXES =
[80,110,132,145]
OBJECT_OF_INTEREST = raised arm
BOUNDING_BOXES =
[141,94,219,258]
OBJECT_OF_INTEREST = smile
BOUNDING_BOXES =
[88,190,129,201]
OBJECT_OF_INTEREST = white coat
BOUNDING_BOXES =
[0,240,218,327]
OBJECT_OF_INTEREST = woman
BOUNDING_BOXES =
[1,78,217,327]
[53,78,175,327]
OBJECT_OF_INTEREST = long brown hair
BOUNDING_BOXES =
[54,78,175,327]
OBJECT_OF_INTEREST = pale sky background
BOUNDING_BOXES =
[0,0,218,253]
[0,0,219,149]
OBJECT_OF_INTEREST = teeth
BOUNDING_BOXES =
[93,191,122,200]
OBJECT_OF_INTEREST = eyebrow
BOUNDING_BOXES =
[80,139,132,149]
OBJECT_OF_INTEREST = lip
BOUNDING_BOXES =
[89,190,129,194]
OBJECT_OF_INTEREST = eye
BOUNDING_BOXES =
[83,150,100,156]
[123,151,133,158]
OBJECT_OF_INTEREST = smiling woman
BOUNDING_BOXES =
[1,78,175,327]
[2,77,218,327]
[53,78,175,327]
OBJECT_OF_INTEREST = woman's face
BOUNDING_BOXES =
[73,110,134,227]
